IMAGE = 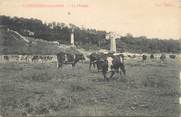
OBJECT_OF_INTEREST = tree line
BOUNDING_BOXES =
[0,15,180,53]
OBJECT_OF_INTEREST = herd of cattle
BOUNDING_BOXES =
[0,55,56,63]
[0,53,177,63]
[87,52,177,80]
[0,52,178,80]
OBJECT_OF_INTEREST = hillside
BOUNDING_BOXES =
[0,26,80,55]
[0,15,181,53]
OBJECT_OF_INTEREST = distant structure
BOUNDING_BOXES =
[106,32,120,52]
[110,37,116,52]
[70,28,75,47]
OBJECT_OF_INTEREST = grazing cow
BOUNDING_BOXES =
[11,55,19,61]
[32,55,46,63]
[113,53,125,64]
[47,56,53,61]
[142,55,147,63]
[169,55,176,59]
[56,52,85,69]
[127,55,132,58]
[109,55,126,78]
[160,54,166,63]
[96,54,126,80]
[127,55,136,59]
[150,54,154,59]
[4,55,9,61]
[89,52,106,71]
[19,55,23,61]
[24,55,32,62]
[39,56,47,63]
[31,56,39,62]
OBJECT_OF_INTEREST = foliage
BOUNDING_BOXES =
[0,15,180,53]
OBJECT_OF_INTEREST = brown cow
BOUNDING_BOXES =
[4,55,9,61]
[88,52,106,71]
[56,52,85,69]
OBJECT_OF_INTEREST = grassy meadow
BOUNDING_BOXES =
[0,57,180,117]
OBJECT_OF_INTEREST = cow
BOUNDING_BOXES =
[56,52,85,69]
[89,52,106,71]
[169,55,176,59]
[109,55,126,78]
[3,55,9,61]
[96,54,126,80]
[127,55,131,58]
[31,56,39,62]
[24,55,32,63]
[150,54,154,59]
[160,54,166,63]
[113,53,125,64]
[39,56,47,63]
[142,55,147,63]
[128,55,136,59]
[89,52,98,70]
[11,55,19,61]
[47,56,53,61]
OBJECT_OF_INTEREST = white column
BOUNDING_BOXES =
[110,38,116,52]
[70,29,75,47]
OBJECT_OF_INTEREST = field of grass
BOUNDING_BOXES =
[0,57,180,117]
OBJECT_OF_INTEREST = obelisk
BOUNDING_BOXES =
[70,28,75,47]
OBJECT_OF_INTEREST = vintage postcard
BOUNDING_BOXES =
[0,0,181,117]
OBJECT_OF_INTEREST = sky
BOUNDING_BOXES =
[0,0,180,39]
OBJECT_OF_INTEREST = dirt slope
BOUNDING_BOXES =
[0,27,81,55]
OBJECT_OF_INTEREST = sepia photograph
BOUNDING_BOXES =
[0,0,181,116]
